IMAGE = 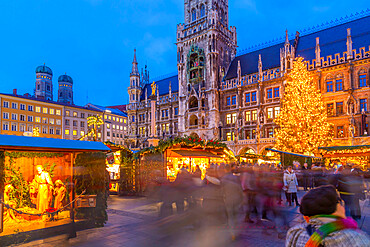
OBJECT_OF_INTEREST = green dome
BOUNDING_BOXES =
[58,74,73,84]
[36,64,53,75]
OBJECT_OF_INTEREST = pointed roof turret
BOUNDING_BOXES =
[258,54,263,80]
[130,49,139,76]
[285,29,290,46]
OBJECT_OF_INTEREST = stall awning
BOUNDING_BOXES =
[170,150,221,158]
[265,148,321,159]
[318,145,370,157]
[0,134,111,152]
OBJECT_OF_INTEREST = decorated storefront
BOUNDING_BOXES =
[318,145,370,170]
[0,135,110,245]
[135,136,234,191]
[104,142,133,195]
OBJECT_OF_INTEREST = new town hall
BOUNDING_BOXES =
[127,0,370,155]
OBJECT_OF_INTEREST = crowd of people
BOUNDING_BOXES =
[148,162,370,246]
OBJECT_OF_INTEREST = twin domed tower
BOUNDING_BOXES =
[34,64,74,104]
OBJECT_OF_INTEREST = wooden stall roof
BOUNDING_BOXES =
[0,134,111,152]
[169,150,221,158]
[318,145,370,157]
[265,148,321,159]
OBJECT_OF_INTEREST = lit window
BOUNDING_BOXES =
[107,124,110,129]
[73,130,77,136]
[327,103,334,116]
[226,132,235,141]
[359,74,367,88]
[65,129,70,135]
[124,119,127,124]
[113,117,116,121]
[50,109,54,115]
[98,133,101,138]
[252,110,257,121]
[226,114,232,124]
[267,108,273,119]
[337,126,344,138]
[113,125,116,129]
[326,81,333,92]
[56,119,61,125]
[267,128,274,138]
[232,113,237,123]
[274,107,280,117]
[49,119,55,124]
[124,127,127,131]
[104,115,107,119]
[35,117,41,123]
[43,108,48,114]
[267,89,273,99]
[56,110,61,115]
[245,111,251,122]
[109,116,111,120]
[65,111,70,116]
[73,112,78,117]
[120,126,123,130]
[120,118,123,123]
[81,131,85,136]
[36,106,41,113]
[335,79,343,91]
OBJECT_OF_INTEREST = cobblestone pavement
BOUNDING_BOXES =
[15,191,370,247]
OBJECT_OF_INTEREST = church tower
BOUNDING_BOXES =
[57,73,74,104]
[127,49,141,139]
[35,64,53,101]
[176,0,237,139]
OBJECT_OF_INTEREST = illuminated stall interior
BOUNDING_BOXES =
[319,145,370,170]
[165,147,227,181]
[0,135,109,238]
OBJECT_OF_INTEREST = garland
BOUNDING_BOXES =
[134,135,229,159]
[4,151,64,159]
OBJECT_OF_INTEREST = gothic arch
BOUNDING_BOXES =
[189,115,198,126]
[238,146,256,156]
[189,132,199,139]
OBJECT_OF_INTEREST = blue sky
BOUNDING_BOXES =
[0,0,368,106]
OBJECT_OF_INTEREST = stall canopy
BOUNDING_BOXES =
[0,134,110,152]
[265,148,321,159]
[318,145,370,157]
[170,150,220,158]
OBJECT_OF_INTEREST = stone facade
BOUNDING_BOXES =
[127,1,370,154]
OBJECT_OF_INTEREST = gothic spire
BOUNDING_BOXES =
[131,49,139,76]
[346,28,353,60]
[258,54,263,80]
[315,37,321,67]
[285,29,290,46]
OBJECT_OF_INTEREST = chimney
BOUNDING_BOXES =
[13,89,17,95]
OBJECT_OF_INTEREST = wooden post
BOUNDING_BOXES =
[68,152,77,239]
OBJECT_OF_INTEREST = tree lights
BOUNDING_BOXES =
[274,57,333,155]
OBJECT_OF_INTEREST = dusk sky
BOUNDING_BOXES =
[0,0,368,106]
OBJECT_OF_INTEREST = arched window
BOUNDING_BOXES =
[200,4,205,17]
[189,96,198,109]
[191,8,196,22]
[189,115,198,126]
[358,69,368,88]
[325,75,334,93]
[335,74,344,91]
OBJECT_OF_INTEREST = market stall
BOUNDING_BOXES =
[104,142,133,195]
[135,136,234,191]
[0,134,110,244]
[318,145,370,170]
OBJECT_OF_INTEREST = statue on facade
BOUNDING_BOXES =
[151,81,156,96]
[53,180,66,210]
[34,165,53,213]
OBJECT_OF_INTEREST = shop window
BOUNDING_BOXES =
[327,103,334,116]
[326,81,333,92]
[359,74,367,88]
[336,102,343,115]
[360,99,367,112]
[335,79,343,91]
[267,88,273,99]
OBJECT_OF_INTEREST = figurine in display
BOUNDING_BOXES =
[3,184,19,223]
[53,180,66,210]
[34,165,53,213]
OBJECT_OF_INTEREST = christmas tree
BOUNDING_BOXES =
[274,57,333,155]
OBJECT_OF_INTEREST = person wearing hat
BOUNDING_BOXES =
[286,185,370,247]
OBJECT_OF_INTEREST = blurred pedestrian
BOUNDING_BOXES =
[286,185,370,247]
[283,166,299,206]
[301,163,311,191]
